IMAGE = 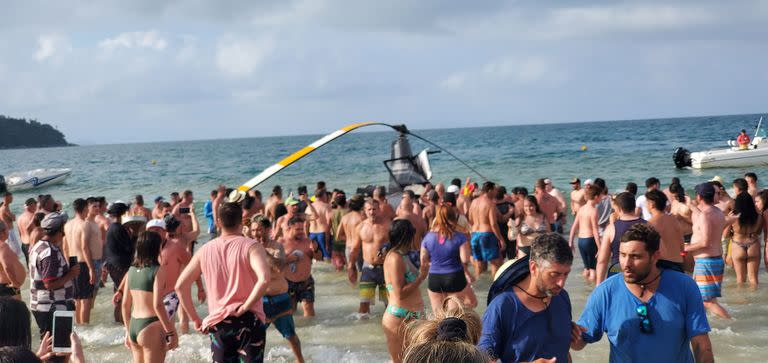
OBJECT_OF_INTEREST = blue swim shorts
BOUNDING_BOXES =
[470,232,500,262]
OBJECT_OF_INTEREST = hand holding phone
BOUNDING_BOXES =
[179,207,191,214]
[52,311,74,353]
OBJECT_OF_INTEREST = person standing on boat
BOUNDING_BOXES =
[737,129,750,150]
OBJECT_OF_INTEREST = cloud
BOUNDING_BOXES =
[215,36,274,77]
[98,31,168,52]
[34,34,71,62]
[440,56,561,91]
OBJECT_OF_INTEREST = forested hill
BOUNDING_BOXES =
[0,115,72,149]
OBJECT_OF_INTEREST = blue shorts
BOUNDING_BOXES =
[577,238,597,269]
[470,232,500,262]
[309,232,331,260]
[262,293,296,338]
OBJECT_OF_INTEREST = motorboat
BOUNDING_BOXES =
[674,116,768,169]
[3,168,72,191]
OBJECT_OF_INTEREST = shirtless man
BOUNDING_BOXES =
[373,186,395,221]
[645,190,685,272]
[0,221,25,298]
[273,196,301,240]
[265,185,284,223]
[535,179,563,233]
[94,197,111,242]
[151,196,166,220]
[38,194,55,215]
[340,195,365,283]
[305,191,333,262]
[247,189,266,216]
[455,178,472,217]
[353,200,391,314]
[172,190,194,235]
[421,191,439,228]
[0,192,20,256]
[685,182,730,319]
[250,216,305,363]
[129,195,152,219]
[395,191,427,250]
[596,192,645,285]
[399,190,422,217]
[280,217,315,317]
[67,198,102,324]
[468,182,505,278]
[569,178,586,217]
[745,172,760,197]
[568,185,601,283]
[169,192,181,208]
[16,198,38,264]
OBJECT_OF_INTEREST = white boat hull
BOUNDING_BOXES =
[691,148,768,169]
[6,168,72,191]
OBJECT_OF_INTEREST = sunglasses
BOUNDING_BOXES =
[635,303,653,334]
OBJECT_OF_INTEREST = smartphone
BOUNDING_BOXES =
[52,310,74,353]
[68,256,78,267]
[179,207,190,214]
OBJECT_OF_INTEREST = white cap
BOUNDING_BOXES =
[146,219,166,230]
[446,185,460,194]
[584,179,593,186]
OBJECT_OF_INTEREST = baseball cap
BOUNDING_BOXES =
[584,179,593,186]
[284,196,299,206]
[41,212,69,232]
[446,185,460,194]
[443,192,457,206]
[695,182,716,198]
[569,178,581,184]
[146,219,166,230]
[108,202,129,215]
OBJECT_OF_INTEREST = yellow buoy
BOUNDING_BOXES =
[581,145,588,151]
[151,160,157,165]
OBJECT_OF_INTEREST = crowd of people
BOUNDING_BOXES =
[0,171,763,362]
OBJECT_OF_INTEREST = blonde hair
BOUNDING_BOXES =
[402,297,489,363]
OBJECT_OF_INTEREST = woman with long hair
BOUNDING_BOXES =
[382,219,428,363]
[727,192,763,286]
[515,196,550,257]
[121,231,178,363]
[421,206,476,315]
[162,213,202,334]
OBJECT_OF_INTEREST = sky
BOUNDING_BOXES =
[1,0,767,144]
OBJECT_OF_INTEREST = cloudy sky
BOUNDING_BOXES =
[2,1,767,144]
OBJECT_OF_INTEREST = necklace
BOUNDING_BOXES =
[514,285,550,307]
[631,271,663,298]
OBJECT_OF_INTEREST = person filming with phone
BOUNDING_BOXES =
[28,212,80,363]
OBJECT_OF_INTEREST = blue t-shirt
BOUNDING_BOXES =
[478,289,572,362]
[577,270,711,363]
[421,231,467,274]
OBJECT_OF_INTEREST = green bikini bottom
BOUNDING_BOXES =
[130,316,160,343]
[386,305,424,321]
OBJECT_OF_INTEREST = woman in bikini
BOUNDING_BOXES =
[727,192,763,286]
[121,231,177,362]
[383,219,428,363]
[515,196,550,257]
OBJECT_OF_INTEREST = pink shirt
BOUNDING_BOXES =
[199,235,265,328]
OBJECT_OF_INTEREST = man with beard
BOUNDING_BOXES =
[478,233,575,362]
[572,224,713,362]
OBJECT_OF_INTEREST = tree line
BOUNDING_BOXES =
[0,115,71,149]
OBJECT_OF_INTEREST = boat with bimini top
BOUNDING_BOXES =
[673,116,768,169]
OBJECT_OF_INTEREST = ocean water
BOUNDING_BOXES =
[2,113,768,361]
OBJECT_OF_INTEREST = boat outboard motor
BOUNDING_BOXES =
[385,125,430,193]
[0,175,6,196]
[673,147,692,169]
